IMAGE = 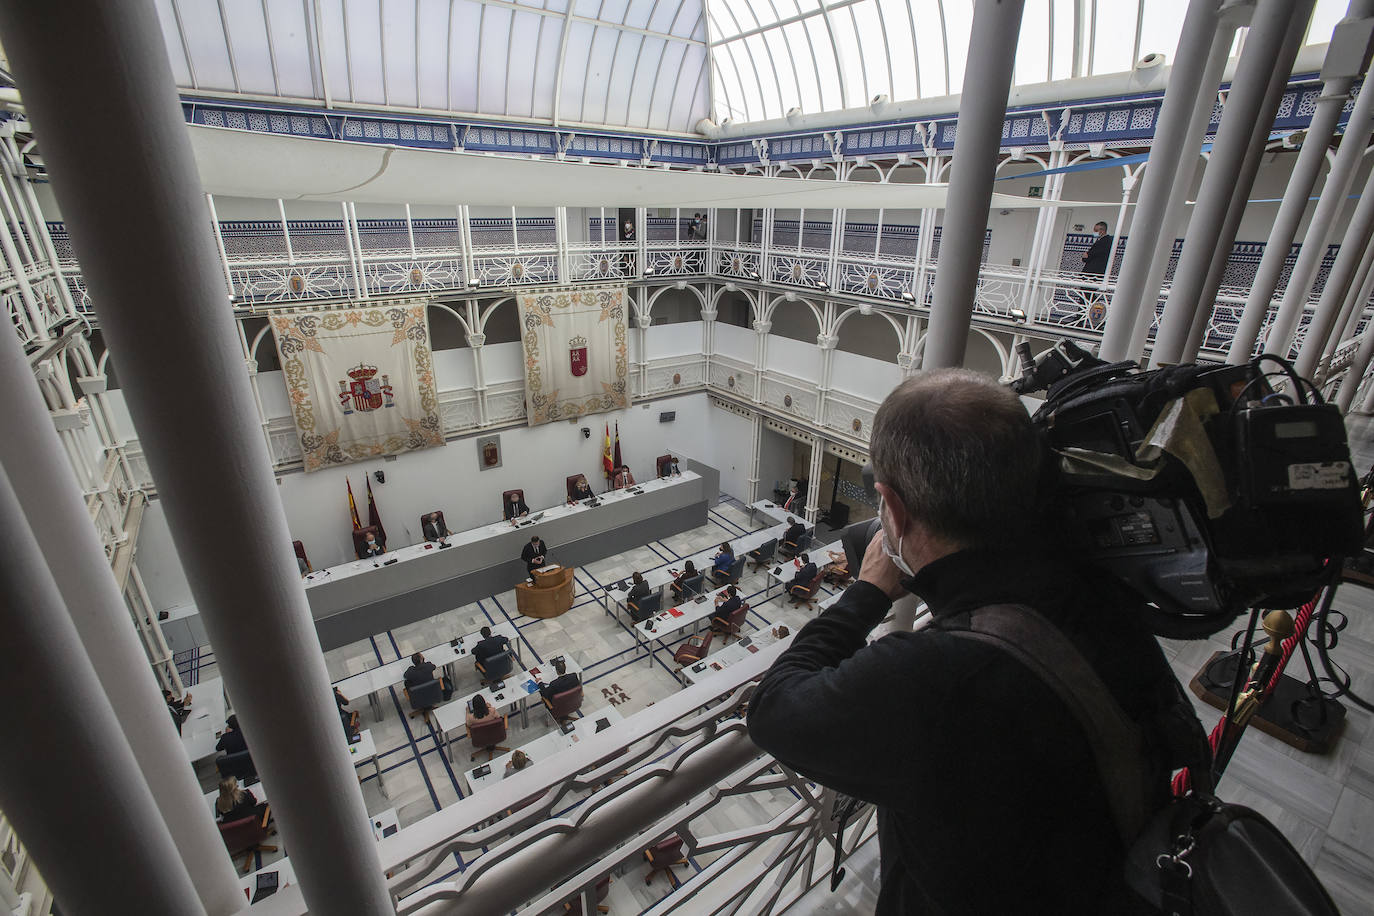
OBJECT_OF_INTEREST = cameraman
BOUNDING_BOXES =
[747,369,1176,914]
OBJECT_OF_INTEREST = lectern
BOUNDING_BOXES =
[516,565,575,619]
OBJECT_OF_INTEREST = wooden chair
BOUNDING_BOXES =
[644,835,687,887]
[656,454,674,478]
[218,804,276,874]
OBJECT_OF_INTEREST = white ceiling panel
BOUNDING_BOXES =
[152,0,1324,134]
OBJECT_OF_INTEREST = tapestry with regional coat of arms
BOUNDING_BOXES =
[271,306,445,472]
[516,286,629,426]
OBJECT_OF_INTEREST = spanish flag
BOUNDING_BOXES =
[347,478,362,530]
[602,423,614,479]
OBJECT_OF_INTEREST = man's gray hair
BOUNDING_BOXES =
[870,368,1041,548]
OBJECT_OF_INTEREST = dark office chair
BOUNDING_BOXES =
[467,714,511,762]
[218,804,276,874]
[476,648,517,684]
[747,538,777,572]
[564,875,612,913]
[628,589,662,623]
[723,555,746,585]
[711,603,750,643]
[215,750,258,785]
[404,677,445,727]
[779,530,812,560]
[352,525,384,559]
[676,574,705,601]
[543,685,585,725]
[672,631,713,668]
[789,572,827,609]
[644,835,687,887]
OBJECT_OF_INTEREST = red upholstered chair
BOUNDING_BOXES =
[788,572,827,609]
[711,603,750,643]
[218,804,276,874]
[352,525,383,559]
[672,631,713,667]
[418,509,448,540]
[656,454,674,478]
[502,489,526,521]
[292,540,311,573]
[467,714,511,762]
[543,684,585,726]
[644,835,687,886]
[564,875,612,913]
[566,474,595,502]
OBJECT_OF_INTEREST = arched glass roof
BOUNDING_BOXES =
[155,0,1352,135]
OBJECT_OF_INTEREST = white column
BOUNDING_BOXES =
[404,202,416,259]
[0,465,206,915]
[752,319,771,403]
[1295,170,1374,377]
[0,0,396,909]
[204,193,234,296]
[746,413,763,505]
[804,436,825,525]
[279,198,295,263]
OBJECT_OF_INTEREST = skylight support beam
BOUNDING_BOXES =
[708,0,866,46]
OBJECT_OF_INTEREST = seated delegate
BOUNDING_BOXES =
[504,492,530,522]
[521,535,550,581]
[214,776,260,823]
[669,561,698,602]
[611,464,635,489]
[473,626,513,671]
[466,693,501,731]
[782,517,805,551]
[568,475,595,502]
[787,553,819,593]
[538,656,581,701]
[422,512,450,543]
[709,542,735,585]
[360,530,385,557]
[710,586,743,633]
[215,715,248,756]
[404,652,453,701]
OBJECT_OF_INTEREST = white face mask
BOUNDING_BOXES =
[878,494,915,578]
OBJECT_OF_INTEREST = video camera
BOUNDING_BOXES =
[843,339,1364,639]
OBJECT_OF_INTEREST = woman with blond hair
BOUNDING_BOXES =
[214,776,258,822]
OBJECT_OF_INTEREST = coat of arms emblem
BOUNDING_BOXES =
[338,363,395,414]
[1088,298,1107,327]
[569,334,589,377]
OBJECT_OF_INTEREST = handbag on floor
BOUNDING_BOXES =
[940,604,1340,916]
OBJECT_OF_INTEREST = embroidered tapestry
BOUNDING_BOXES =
[517,286,629,425]
[272,306,444,472]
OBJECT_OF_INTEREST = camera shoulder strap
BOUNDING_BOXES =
[940,603,1150,844]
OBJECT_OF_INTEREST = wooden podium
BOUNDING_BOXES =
[516,565,575,619]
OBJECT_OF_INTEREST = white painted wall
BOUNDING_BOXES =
[137,500,195,612]
[695,404,755,502]
[764,334,821,382]
[645,321,705,359]
[830,350,903,402]
[713,323,756,364]
[757,428,797,500]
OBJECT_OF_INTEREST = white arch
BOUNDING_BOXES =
[426,301,472,337]
[761,293,824,334]
[646,282,708,316]
[830,306,905,352]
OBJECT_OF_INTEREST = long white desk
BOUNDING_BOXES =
[679,624,783,685]
[632,597,721,666]
[332,621,521,721]
[203,728,385,813]
[764,539,843,599]
[304,466,719,650]
[433,654,585,757]
[461,705,624,793]
[179,676,228,762]
[235,806,400,902]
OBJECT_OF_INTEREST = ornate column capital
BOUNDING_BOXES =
[752,320,772,334]
[466,333,486,347]
[700,309,718,321]
[816,334,839,350]
[636,315,653,329]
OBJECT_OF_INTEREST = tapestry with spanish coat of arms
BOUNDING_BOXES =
[271,306,445,472]
[516,285,629,426]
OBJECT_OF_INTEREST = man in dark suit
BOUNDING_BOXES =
[521,535,549,581]
[360,530,385,557]
[405,651,452,699]
[215,715,248,755]
[505,492,530,522]
[472,626,512,668]
[787,554,819,596]
[422,512,449,543]
[538,656,581,702]
[1081,222,1112,277]
[782,517,805,551]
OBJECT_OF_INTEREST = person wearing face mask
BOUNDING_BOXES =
[1081,221,1113,277]
[747,368,1179,916]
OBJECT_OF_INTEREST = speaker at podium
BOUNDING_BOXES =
[516,564,575,619]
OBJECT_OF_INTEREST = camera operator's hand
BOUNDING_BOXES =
[858,529,905,600]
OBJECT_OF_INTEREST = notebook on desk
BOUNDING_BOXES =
[595,717,612,732]
[252,871,279,902]
[473,764,491,779]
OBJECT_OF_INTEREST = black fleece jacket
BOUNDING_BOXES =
[748,547,1176,915]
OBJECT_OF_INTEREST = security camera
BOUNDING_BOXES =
[374,470,386,484]
[581,427,590,439]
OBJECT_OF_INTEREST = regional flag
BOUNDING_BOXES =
[347,478,362,530]
[366,477,387,546]
[602,423,614,479]
[613,422,623,470]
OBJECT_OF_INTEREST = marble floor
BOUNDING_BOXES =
[180,419,1374,914]
[182,496,834,913]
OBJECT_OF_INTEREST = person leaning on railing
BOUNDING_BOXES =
[747,368,1179,915]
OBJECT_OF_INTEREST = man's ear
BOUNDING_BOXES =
[875,481,910,535]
